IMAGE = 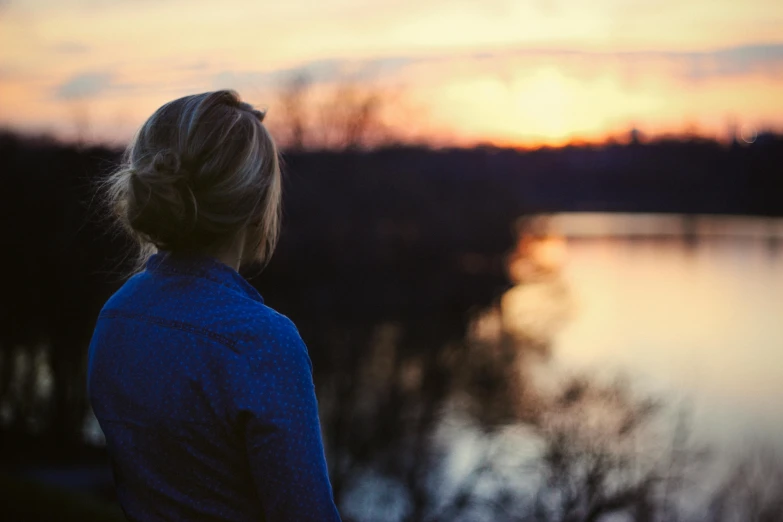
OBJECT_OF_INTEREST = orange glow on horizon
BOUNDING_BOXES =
[1,0,782,147]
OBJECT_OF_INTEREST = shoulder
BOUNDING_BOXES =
[228,305,315,413]
[229,302,311,368]
[234,302,301,346]
[99,269,307,361]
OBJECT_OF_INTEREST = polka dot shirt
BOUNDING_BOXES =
[87,250,342,522]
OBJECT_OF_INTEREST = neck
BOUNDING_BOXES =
[214,229,246,271]
[216,251,241,271]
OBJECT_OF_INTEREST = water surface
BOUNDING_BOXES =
[541,214,783,451]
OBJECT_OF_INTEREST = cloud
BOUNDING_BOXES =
[472,44,783,81]
[48,43,780,107]
[210,43,783,94]
[50,42,91,54]
[212,56,414,91]
[681,44,783,80]
[55,72,113,99]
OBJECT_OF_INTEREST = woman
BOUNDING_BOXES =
[87,90,342,521]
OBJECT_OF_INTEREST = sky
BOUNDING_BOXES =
[1,0,782,147]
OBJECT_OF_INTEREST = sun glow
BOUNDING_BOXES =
[1,0,782,146]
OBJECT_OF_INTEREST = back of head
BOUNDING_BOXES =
[103,90,281,274]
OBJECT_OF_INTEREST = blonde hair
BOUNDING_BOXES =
[101,90,282,275]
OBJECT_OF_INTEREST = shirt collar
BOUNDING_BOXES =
[145,250,264,304]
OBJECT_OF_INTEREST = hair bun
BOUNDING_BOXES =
[250,108,266,122]
[152,149,182,176]
[124,148,199,251]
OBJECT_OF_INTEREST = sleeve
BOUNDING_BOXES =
[233,314,342,522]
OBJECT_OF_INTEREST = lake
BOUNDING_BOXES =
[9,212,783,519]
[517,213,783,454]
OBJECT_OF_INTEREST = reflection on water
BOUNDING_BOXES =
[3,212,782,521]
[544,213,783,241]
[515,213,783,452]
[502,224,572,352]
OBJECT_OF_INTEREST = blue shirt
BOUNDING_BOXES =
[87,250,342,522]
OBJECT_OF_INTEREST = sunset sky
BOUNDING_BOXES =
[1,0,782,147]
